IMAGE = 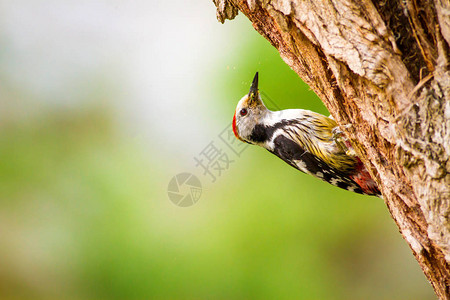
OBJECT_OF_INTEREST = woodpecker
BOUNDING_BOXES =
[232,72,380,196]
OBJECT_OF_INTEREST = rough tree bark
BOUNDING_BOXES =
[212,0,450,298]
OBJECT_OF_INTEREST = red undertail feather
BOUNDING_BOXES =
[349,158,380,196]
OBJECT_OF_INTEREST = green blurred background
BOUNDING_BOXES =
[0,1,434,299]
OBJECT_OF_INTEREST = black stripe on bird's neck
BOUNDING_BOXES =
[248,119,295,144]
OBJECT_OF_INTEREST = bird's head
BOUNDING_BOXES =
[232,72,269,144]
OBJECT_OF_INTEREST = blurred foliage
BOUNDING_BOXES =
[0,13,434,300]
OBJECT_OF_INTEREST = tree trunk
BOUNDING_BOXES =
[213,0,450,298]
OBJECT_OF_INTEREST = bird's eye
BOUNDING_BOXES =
[240,108,248,116]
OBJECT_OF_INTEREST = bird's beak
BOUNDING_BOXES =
[248,72,259,103]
